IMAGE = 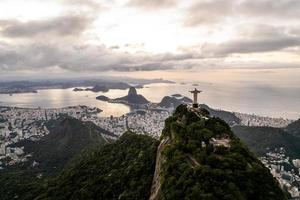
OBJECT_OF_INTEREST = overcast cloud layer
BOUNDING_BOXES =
[0,0,300,78]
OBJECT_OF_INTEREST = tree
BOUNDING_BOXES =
[200,128,213,143]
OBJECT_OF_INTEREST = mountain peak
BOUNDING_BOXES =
[2,105,288,200]
[116,87,149,105]
[152,104,287,200]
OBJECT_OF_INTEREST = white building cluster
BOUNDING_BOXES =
[0,105,101,169]
[94,115,127,136]
[1,104,300,199]
[260,147,300,198]
[234,112,294,128]
[126,110,170,138]
[92,109,171,139]
[0,105,171,168]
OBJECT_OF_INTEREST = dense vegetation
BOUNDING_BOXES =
[159,105,287,200]
[10,116,109,175]
[233,125,300,158]
[0,132,158,200]
[200,104,241,126]
[0,105,291,200]
[0,116,110,200]
[0,170,45,200]
[31,132,159,200]
[285,119,300,137]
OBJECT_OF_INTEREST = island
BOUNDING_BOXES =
[96,95,110,101]
[0,89,38,94]
[96,87,149,106]
[74,83,145,93]
[73,88,85,92]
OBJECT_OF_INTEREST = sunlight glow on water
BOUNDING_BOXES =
[0,88,130,117]
[0,82,299,119]
[1,69,300,119]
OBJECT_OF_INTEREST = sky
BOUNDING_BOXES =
[0,0,300,80]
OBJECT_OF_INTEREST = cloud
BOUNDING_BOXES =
[184,0,300,27]
[0,15,93,38]
[237,24,285,38]
[112,63,174,71]
[0,43,66,70]
[0,41,192,73]
[1,0,300,78]
[1,39,299,77]
[289,28,300,36]
[110,45,120,49]
[202,37,300,57]
[127,0,177,9]
[59,0,103,11]
[184,0,235,26]
[201,25,300,56]
[239,0,300,19]
[1,23,299,74]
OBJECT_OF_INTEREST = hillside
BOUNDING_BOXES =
[156,97,240,126]
[0,105,288,200]
[27,132,159,200]
[200,104,241,126]
[156,97,241,126]
[154,105,287,200]
[11,116,112,175]
[0,116,112,200]
[285,118,300,136]
[157,95,192,108]
[233,125,300,158]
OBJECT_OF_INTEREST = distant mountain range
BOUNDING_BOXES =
[157,94,193,107]
[74,82,144,93]
[0,78,173,94]
[233,119,300,159]
[95,89,243,127]
[95,88,300,160]
[200,104,241,126]
[155,95,240,125]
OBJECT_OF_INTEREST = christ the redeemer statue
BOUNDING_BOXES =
[189,88,202,108]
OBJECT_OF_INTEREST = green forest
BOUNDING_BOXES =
[159,105,287,200]
[0,105,289,200]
